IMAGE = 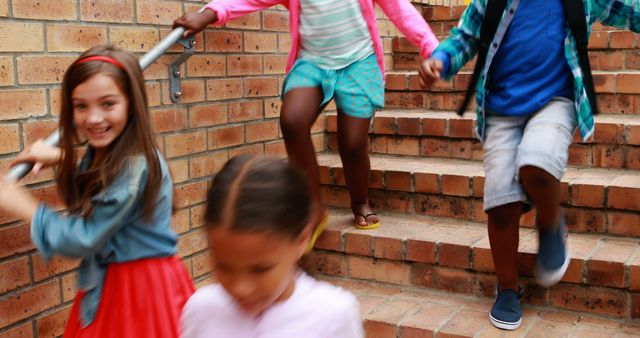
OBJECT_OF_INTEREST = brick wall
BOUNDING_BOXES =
[0,0,418,336]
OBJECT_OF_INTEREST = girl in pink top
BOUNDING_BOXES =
[174,0,438,241]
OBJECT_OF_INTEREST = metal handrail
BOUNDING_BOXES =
[7,18,198,181]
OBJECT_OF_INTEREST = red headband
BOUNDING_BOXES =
[76,55,124,69]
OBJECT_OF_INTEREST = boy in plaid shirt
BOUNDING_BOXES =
[420,0,639,330]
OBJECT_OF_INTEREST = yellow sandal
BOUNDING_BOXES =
[354,212,381,230]
[306,212,329,253]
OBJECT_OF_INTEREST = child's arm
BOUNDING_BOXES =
[174,0,287,37]
[377,0,440,58]
[0,161,147,260]
[591,0,640,32]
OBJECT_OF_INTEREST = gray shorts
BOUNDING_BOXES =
[482,97,577,212]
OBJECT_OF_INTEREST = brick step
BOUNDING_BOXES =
[317,274,640,337]
[383,70,640,116]
[325,110,640,170]
[316,153,640,236]
[303,209,640,321]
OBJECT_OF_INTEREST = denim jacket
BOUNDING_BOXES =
[31,148,177,327]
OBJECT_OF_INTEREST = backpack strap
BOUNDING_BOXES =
[563,0,599,115]
[457,0,508,116]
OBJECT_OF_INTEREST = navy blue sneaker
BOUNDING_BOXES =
[535,214,570,287]
[490,288,523,330]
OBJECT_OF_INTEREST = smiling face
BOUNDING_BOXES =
[72,73,129,152]
[208,227,308,317]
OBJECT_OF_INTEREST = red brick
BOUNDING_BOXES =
[227,11,261,30]
[0,123,19,155]
[0,322,33,338]
[414,173,439,194]
[374,236,403,260]
[594,123,624,144]
[174,181,208,209]
[208,125,244,150]
[386,137,420,156]
[206,78,243,101]
[608,212,640,236]
[244,77,278,97]
[438,228,485,269]
[227,55,262,76]
[80,0,133,23]
[422,117,447,137]
[164,131,206,158]
[192,251,213,278]
[47,24,107,52]
[111,26,161,53]
[449,118,474,138]
[262,11,289,32]
[314,228,343,251]
[572,183,605,208]
[32,255,80,282]
[151,107,186,133]
[229,100,264,122]
[0,280,61,327]
[345,232,373,256]
[607,176,640,210]
[13,0,76,20]
[441,174,470,197]
[364,299,419,337]
[0,256,30,293]
[592,144,625,168]
[301,251,347,276]
[565,208,606,233]
[587,239,637,288]
[246,120,278,143]
[264,98,282,119]
[610,31,636,49]
[439,310,489,337]
[417,195,472,220]
[627,125,640,145]
[385,171,412,191]
[190,205,207,229]
[0,224,34,259]
[550,284,626,317]
[348,256,410,285]
[617,73,640,94]
[397,117,421,136]
[431,267,475,294]
[37,306,71,338]
[398,302,459,338]
[17,56,75,85]
[189,151,228,179]
[263,55,287,75]
[204,31,242,53]
[244,32,278,53]
[136,0,181,25]
[177,228,208,257]
[188,103,227,128]
[568,144,593,166]
[632,294,640,319]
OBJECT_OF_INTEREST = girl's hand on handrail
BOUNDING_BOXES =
[173,9,218,38]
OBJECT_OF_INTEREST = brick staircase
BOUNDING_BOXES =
[304,4,640,337]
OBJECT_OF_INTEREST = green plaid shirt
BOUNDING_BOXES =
[434,0,640,141]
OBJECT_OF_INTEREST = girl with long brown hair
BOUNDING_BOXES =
[0,45,194,338]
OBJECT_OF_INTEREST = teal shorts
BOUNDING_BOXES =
[281,54,384,119]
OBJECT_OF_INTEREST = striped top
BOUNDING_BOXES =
[298,0,375,69]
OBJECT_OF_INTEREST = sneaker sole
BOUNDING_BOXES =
[489,313,522,330]
[535,239,571,287]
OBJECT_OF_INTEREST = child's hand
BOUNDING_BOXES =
[0,176,38,222]
[173,9,218,38]
[10,140,61,176]
[419,59,443,89]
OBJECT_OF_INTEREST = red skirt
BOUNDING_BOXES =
[64,256,195,338]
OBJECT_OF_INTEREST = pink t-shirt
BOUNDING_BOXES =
[181,272,364,338]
